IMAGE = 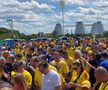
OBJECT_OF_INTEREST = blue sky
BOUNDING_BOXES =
[0,0,108,35]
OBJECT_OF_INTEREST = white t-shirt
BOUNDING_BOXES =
[42,70,61,90]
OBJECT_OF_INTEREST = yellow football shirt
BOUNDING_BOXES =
[22,70,32,86]
[51,59,69,77]
[64,56,74,72]
[99,82,108,90]
[11,71,16,77]
[66,48,74,58]
[70,70,89,90]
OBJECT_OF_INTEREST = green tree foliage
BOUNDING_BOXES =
[0,27,108,40]
[103,31,108,37]
[0,27,38,40]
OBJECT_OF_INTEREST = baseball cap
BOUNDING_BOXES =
[81,80,91,88]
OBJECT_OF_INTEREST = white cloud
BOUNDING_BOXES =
[65,10,85,20]
[78,7,100,14]
[0,0,58,34]
[1,0,52,11]
[65,0,87,5]
[91,0,108,7]
[51,0,87,5]
[0,0,108,34]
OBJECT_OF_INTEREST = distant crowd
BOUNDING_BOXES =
[0,37,108,90]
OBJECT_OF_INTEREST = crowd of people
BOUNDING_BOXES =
[0,37,108,90]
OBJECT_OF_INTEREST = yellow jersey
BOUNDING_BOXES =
[22,70,32,86]
[79,58,91,72]
[59,73,65,90]
[66,47,74,58]
[14,48,25,60]
[70,40,75,46]
[99,82,108,90]
[11,71,16,77]
[51,58,69,76]
[64,56,74,72]
[34,68,41,88]
[70,70,89,90]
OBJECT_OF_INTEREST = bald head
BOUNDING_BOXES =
[95,66,108,82]
[95,66,107,75]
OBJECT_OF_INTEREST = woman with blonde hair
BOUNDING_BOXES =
[11,74,30,90]
[65,60,90,90]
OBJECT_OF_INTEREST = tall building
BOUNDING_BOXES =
[91,21,104,35]
[75,22,86,34]
[53,23,63,35]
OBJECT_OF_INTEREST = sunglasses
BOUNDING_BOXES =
[72,68,78,70]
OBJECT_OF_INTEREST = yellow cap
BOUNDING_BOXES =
[88,50,93,55]
[102,44,106,48]
[85,47,90,52]
[81,80,91,88]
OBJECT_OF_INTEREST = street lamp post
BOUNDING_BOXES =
[60,0,65,35]
[7,19,15,39]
